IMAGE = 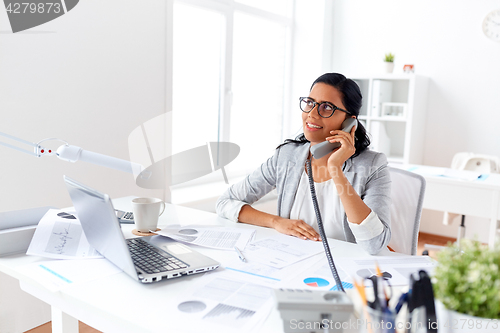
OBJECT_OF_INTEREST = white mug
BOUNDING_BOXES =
[132,197,166,232]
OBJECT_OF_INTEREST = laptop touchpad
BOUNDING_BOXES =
[166,244,192,254]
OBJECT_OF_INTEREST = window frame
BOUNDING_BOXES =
[167,0,295,192]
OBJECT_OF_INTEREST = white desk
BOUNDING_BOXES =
[394,164,500,247]
[0,198,397,333]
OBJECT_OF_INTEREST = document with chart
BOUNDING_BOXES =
[17,258,121,292]
[278,255,354,292]
[26,209,101,259]
[156,225,255,251]
[242,233,325,268]
[335,255,438,286]
[171,270,274,333]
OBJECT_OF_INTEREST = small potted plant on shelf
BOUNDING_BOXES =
[432,239,500,332]
[383,53,395,73]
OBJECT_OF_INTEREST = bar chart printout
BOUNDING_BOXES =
[175,274,274,332]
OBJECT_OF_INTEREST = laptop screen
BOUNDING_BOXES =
[64,176,138,280]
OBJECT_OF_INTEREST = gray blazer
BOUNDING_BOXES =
[216,142,392,254]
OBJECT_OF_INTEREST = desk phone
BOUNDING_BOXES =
[274,288,354,333]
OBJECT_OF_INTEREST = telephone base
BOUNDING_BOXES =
[274,288,355,333]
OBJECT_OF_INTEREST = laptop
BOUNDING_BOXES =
[63,176,220,283]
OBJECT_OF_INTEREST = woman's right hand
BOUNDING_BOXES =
[271,217,321,241]
[237,205,321,241]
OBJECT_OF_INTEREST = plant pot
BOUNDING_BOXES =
[384,62,394,73]
[436,300,499,333]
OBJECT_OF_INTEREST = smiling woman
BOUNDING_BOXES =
[297,75,370,159]
[216,73,392,255]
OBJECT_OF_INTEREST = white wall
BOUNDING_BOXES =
[328,0,500,242]
[0,0,167,213]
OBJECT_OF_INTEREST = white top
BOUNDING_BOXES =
[290,171,345,240]
[290,171,383,241]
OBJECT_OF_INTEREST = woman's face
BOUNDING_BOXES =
[302,82,350,145]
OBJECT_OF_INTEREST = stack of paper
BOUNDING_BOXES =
[222,234,325,288]
[156,225,255,251]
[335,255,437,286]
[408,166,481,181]
[238,234,324,268]
[170,270,275,333]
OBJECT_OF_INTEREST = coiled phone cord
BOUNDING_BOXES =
[306,157,345,293]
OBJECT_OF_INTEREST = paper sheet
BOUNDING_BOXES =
[26,209,101,259]
[170,270,274,333]
[335,255,437,286]
[242,234,324,268]
[155,225,255,251]
[408,166,481,181]
[279,255,355,291]
[223,253,322,287]
[223,260,288,286]
[16,258,121,292]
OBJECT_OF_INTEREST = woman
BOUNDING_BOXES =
[216,73,391,255]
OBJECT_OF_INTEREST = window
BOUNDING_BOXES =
[230,11,289,173]
[171,0,293,187]
[235,0,292,16]
[172,3,223,154]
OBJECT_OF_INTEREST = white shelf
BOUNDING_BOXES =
[353,75,429,165]
[352,73,417,80]
[370,117,407,122]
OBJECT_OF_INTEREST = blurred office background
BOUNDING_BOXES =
[1,0,499,244]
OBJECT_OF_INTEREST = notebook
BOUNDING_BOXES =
[63,175,220,283]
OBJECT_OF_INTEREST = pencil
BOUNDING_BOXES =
[353,278,374,333]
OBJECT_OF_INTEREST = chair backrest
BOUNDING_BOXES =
[451,152,500,174]
[387,167,426,255]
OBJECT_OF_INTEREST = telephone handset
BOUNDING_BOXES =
[309,118,358,159]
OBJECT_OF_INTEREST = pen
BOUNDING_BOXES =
[375,262,390,308]
[395,292,408,314]
[234,246,246,262]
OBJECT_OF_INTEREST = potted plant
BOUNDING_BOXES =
[383,53,395,73]
[432,239,500,332]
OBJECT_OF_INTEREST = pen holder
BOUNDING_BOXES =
[365,307,396,333]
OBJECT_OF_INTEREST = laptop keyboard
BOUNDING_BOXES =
[127,238,188,274]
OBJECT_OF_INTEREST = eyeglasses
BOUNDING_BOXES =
[299,97,350,118]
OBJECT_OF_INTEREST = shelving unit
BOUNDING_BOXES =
[353,74,429,165]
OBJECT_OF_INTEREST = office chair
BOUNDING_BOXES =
[387,167,426,255]
[442,152,500,242]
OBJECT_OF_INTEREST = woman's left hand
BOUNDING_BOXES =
[325,125,356,171]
